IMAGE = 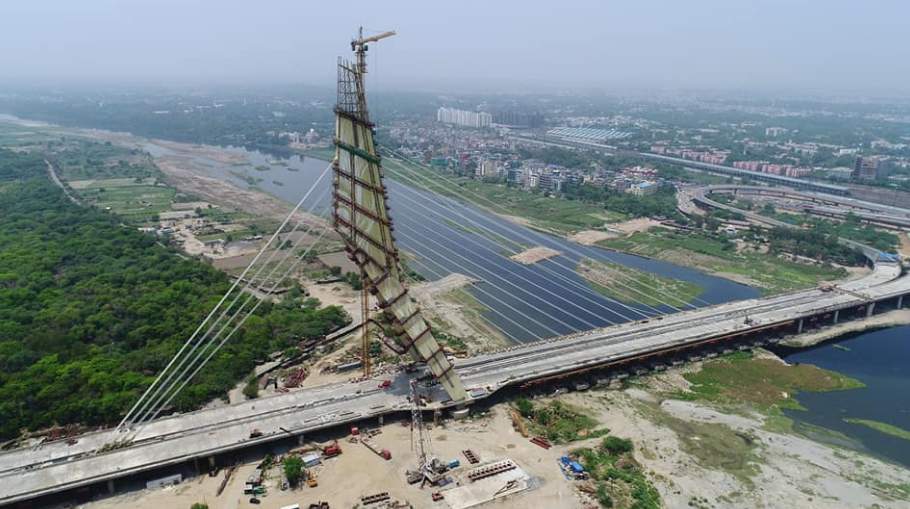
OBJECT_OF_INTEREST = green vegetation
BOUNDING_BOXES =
[600,228,848,294]
[572,435,661,509]
[811,213,899,252]
[0,148,349,440]
[242,375,260,399]
[513,398,609,443]
[844,418,910,441]
[562,182,682,221]
[190,504,209,509]
[283,455,305,487]
[579,258,703,307]
[767,227,866,266]
[676,351,864,411]
[69,178,176,224]
[51,139,160,181]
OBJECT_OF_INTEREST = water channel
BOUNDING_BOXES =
[144,142,758,342]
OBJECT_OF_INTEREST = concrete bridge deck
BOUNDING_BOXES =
[1,257,908,506]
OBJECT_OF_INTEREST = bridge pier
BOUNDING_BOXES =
[833,310,839,324]
[208,456,215,469]
[866,302,876,318]
[378,415,384,426]
[899,295,904,309]
[106,479,115,495]
[797,319,804,334]
[297,434,305,446]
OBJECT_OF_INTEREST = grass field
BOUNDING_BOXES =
[674,351,864,411]
[599,228,848,294]
[578,258,704,307]
[69,177,175,224]
[844,418,910,441]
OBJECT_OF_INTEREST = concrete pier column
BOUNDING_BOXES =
[867,302,876,318]
[106,479,115,495]
[194,457,201,474]
[297,434,305,446]
[378,415,384,426]
[899,295,904,309]
[208,456,215,469]
[797,319,804,334]
[833,310,839,324]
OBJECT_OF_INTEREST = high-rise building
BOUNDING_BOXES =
[475,160,498,178]
[853,156,890,180]
[436,107,492,128]
[492,110,544,128]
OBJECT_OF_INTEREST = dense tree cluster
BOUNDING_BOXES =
[766,227,866,266]
[0,149,349,440]
[562,182,682,220]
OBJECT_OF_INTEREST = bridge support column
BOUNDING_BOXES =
[833,310,839,324]
[378,415,384,426]
[899,295,904,309]
[297,434,305,446]
[208,456,215,469]
[866,302,876,318]
[797,319,804,334]
[107,479,115,495]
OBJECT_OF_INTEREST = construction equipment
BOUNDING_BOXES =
[361,436,391,460]
[462,449,479,464]
[361,492,391,505]
[332,27,467,402]
[467,460,517,482]
[322,440,342,458]
[530,436,552,449]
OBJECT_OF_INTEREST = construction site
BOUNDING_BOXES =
[3,23,910,509]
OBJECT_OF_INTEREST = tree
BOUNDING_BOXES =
[190,503,209,509]
[601,436,633,456]
[515,398,535,418]
[284,455,304,487]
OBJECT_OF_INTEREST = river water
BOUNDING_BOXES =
[145,142,758,342]
[149,143,910,467]
[775,326,910,469]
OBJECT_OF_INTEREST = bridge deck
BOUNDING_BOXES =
[1,261,908,505]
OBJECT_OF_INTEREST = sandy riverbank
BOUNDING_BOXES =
[509,246,562,265]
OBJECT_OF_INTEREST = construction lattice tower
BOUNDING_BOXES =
[331,29,467,403]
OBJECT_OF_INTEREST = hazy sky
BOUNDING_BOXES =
[1,0,907,94]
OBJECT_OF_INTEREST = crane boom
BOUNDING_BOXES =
[354,30,396,47]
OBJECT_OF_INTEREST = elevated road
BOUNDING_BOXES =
[694,185,910,230]
[1,254,908,505]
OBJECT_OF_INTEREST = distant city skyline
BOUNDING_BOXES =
[0,1,908,96]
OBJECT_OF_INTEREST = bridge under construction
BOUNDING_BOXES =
[1,30,910,507]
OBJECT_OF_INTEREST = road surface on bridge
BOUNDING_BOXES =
[1,255,908,505]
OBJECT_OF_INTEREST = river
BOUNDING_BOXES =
[775,326,910,469]
[144,142,758,341]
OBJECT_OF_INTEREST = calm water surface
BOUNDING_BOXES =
[146,143,759,341]
[776,326,910,468]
